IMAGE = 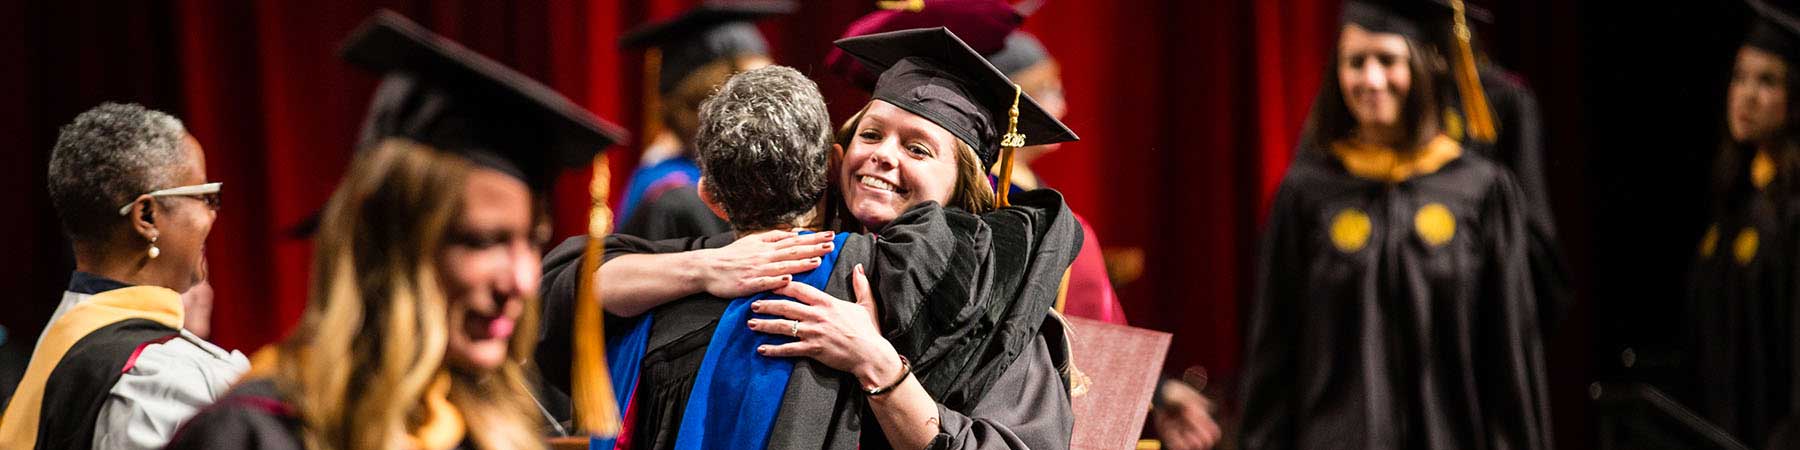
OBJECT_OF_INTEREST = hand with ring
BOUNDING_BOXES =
[746,264,904,389]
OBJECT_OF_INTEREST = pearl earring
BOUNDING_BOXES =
[148,236,160,259]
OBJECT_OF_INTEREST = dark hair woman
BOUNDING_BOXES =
[1686,2,1800,447]
[1236,1,1551,449]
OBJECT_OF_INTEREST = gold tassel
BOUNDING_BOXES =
[571,155,621,437]
[1449,0,1496,143]
[876,0,924,12]
[995,84,1025,208]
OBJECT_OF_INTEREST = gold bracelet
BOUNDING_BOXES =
[864,355,911,396]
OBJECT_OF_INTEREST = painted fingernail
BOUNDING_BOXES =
[810,257,822,264]
[757,346,769,354]
[824,231,834,237]
[855,263,864,275]
[782,275,792,281]
[751,302,763,312]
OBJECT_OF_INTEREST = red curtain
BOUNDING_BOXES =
[2,0,1335,405]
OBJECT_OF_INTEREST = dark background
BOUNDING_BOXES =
[0,1,1761,447]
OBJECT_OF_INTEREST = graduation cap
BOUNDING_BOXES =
[1340,0,1498,143]
[619,1,795,95]
[340,10,629,193]
[1747,0,1800,62]
[826,0,1023,90]
[834,27,1077,205]
[344,11,635,437]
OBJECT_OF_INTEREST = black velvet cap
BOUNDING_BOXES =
[833,27,1077,168]
[340,10,629,193]
[1748,0,1800,62]
[619,1,795,94]
[1340,0,1490,43]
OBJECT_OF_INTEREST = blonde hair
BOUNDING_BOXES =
[276,139,544,450]
[823,103,997,231]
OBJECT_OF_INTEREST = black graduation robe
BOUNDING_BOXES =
[616,185,731,241]
[1239,138,1552,450]
[163,378,478,450]
[536,189,1081,450]
[1447,64,1571,337]
[1684,174,1799,448]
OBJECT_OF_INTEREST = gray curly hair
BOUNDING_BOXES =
[694,65,832,231]
[47,102,192,243]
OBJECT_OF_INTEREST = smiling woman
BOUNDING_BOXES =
[163,11,626,450]
[1237,1,1552,450]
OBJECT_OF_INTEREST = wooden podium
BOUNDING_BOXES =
[1065,316,1173,450]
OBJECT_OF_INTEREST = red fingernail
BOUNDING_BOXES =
[855,263,864,274]
[757,346,769,353]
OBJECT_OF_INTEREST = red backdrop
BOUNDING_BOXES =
[12,1,1629,445]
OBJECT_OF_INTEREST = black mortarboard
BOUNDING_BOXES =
[1747,0,1800,62]
[986,31,1049,76]
[619,1,795,94]
[834,27,1076,169]
[1340,0,1490,43]
[340,10,629,193]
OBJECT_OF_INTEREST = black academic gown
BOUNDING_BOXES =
[1685,181,1798,448]
[1449,64,1571,337]
[1238,145,1552,450]
[538,232,738,450]
[616,185,731,241]
[536,190,1080,450]
[164,378,476,450]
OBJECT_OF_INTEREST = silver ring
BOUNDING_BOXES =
[789,320,802,337]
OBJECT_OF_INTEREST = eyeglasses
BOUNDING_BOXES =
[117,182,223,216]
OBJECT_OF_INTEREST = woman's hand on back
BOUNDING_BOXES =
[749,264,904,389]
[693,230,834,298]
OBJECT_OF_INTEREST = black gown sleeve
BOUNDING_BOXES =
[162,380,305,450]
[615,185,731,241]
[534,232,734,395]
[1475,171,1554,450]
[926,335,1073,450]
[1238,175,1308,450]
[1483,66,1571,337]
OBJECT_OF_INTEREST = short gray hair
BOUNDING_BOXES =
[47,102,192,242]
[694,66,831,231]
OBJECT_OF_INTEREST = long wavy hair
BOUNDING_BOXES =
[275,139,544,450]
[820,102,997,231]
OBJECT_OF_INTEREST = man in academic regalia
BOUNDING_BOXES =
[0,103,247,450]
[614,1,795,241]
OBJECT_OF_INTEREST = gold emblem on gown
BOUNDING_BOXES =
[1699,224,1719,258]
[1734,228,1760,266]
[1753,151,1775,190]
[1414,203,1457,247]
[1330,208,1372,253]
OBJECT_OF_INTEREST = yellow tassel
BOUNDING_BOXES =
[996,84,1025,207]
[876,0,924,12]
[571,155,621,437]
[1449,0,1495,143]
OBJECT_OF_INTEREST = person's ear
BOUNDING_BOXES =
[695,177,729,221]
[127,195,158,239]
[125,195,161,259]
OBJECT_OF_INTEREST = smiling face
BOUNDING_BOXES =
[839,100,965,230]
[438,168,541,372]
[1730,46,1792,145]
[1337,25,1414,139]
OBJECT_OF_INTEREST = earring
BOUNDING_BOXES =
[148,236,160,259]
